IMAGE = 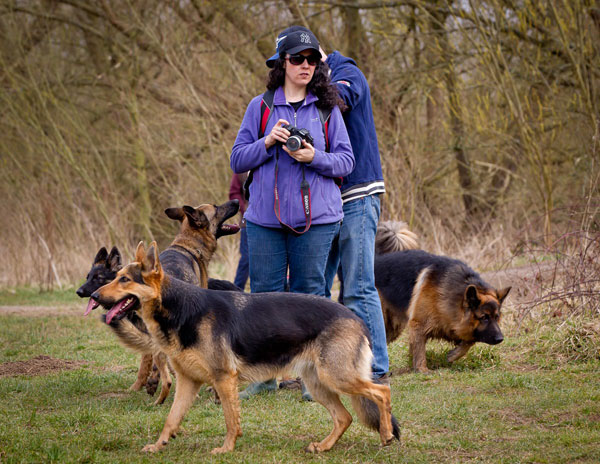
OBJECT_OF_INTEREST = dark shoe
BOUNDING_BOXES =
[239,379,277,400]
[373,373,391,386]
[279,377,302,390]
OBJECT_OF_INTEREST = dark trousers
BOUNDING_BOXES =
[233,226,249,289]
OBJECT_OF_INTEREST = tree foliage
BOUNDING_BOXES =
[0,0,598,286]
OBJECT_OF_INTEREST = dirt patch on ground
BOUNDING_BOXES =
[0,355,86,377]
[0,303,84,317]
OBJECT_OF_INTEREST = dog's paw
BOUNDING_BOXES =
[129,381,144,391]
[142,443,161,453]
[381,434,395,447]
[305,442,322,453]
[145,378,159,396]
[210,445,232,454]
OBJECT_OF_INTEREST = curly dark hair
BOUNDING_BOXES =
[266,57,347,112]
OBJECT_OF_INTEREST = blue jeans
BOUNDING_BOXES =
[246,221,340,296]
[233,226,249,289]
[325,194,389,378]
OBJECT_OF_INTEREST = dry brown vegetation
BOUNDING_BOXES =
[0,0,598,309]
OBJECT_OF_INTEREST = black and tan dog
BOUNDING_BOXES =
[77,200,241,403]
[77,245,158,393]
[373,222,511,373]
[77,246,123,301]
[92,241,400,454]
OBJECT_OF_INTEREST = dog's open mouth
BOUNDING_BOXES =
[104,296,139,324]
[217,222,240,237]
[216,202,241,238]
[84,298,99,316]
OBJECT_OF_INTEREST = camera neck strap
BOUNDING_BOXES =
[273,147,312,236]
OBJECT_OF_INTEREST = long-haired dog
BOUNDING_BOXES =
[374,221,511,372]
[77,200,241,403]
[92,241,400,454]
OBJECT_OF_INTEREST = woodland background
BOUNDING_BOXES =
[0,0,598,298]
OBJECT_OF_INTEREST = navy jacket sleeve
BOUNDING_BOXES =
[327,60,366,110]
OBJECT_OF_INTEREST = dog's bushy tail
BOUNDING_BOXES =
[375,220,419,255]
[350,394,401,441]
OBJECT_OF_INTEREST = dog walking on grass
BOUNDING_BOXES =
[92,241,400,454]
[374,221,511,373]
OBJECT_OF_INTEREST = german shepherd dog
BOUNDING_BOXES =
[76,200,241,403]
[92,241,400,454]
[77,246,123,301]
[373,222,511,373]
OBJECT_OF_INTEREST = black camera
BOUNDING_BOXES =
[282,124,314,151]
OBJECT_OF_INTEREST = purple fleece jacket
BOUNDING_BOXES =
[230,86,354,229]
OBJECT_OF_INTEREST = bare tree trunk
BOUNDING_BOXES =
[127,96,152,241]
[342,0,368,62]
[423,6,442,136]
[446,68,478,218]
[432,7,480,219]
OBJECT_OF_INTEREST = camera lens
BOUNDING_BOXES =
[286,136,302,151]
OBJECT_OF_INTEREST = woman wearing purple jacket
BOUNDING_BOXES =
[231,26,354,399]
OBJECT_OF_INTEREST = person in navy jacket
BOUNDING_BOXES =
[322,48,391,384]
[231,26,354,399]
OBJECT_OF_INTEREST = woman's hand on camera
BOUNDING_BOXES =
[283,139,315,163]
[265,119,290,149]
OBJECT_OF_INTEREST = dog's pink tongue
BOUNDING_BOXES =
[84,299,99,316]
[105,299,127,324]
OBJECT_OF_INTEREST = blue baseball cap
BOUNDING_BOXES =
[266,26,321,68]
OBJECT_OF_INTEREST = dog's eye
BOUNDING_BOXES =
[119,276,130,283]
[481,315,490,322]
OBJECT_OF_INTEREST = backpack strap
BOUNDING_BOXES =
[317,107,332,152]
[317,106,342,187]
[244,89,276,201]
[259,88,276,138]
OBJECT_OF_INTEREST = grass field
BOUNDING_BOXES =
[1,288,599,463]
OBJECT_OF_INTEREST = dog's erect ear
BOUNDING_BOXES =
[107,246,122,270]
[465,285,481,310]
[183,205,210,230]
[93,247,108,265]
[497,287,511,304]
[165,207,185,222]
[144,241,161,274]
[135,241,146,263]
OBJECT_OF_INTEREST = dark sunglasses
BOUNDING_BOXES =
[286,54,320,66]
